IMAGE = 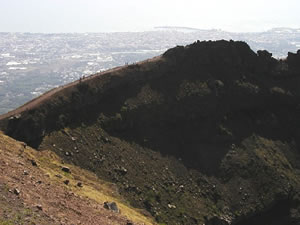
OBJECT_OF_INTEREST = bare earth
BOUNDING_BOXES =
[0,133,151,225]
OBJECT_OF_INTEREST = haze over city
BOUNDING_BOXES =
[0,0,299,33]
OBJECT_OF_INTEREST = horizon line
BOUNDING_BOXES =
[1,26,300,35]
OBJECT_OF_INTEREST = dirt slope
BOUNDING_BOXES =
[0,132,155,225]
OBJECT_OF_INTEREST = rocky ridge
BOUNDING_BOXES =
[1,40,300,224]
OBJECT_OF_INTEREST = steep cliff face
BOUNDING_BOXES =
[1,40,300,224]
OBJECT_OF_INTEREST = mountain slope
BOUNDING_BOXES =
[0,132,155,225]
[1,40,300,224]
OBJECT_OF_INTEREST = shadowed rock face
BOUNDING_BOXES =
[1,40,300,225]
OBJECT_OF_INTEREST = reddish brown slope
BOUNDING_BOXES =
[0,132,155,225]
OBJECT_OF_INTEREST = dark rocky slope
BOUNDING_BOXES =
[1,40,300,224]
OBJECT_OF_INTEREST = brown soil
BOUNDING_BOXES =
[0,132,150,225]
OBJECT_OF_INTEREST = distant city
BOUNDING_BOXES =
[1,27,300,114]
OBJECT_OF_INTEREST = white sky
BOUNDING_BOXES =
[0,0,299,33]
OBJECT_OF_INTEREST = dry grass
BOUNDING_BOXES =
[0,131,156,225]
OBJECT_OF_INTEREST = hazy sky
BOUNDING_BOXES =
[0,0,299,33]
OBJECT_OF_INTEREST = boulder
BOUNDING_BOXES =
[30,159,38,167]
[14,188,20,195]
[103,201,120,213]
[61,166,71,173]
[36,204,43,211]
[63,180,70,185]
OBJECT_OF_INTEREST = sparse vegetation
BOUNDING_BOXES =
[0,132,156,225]
[1,40,300,224]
